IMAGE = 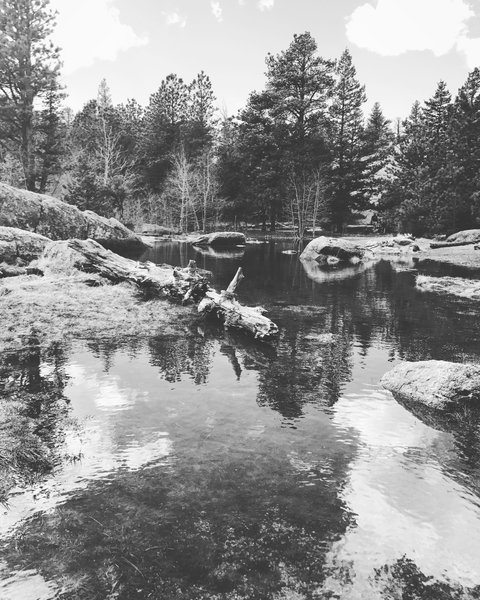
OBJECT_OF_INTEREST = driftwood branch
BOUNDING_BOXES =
[38,239,279,340]
[225,267,245,295]
[198,267,278,340]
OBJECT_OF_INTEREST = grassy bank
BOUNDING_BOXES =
[0,274,193,353]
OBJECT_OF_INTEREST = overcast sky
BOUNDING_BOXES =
[50,0,480,121]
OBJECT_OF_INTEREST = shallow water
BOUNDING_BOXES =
[1,240,480,599]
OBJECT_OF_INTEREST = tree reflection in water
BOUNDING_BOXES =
[2,242,480,599]
[0,339,72,502]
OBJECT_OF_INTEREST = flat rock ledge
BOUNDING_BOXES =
[416,274,480,300]
[381,360,480,410]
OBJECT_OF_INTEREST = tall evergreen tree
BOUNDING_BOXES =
[0,0,62,190]
[141,74,189,191]
[35,80,66,193]
[265,32,334,142]
[361,101,394,203]
[187,71,216,156]
[448,69,480,229]
[327,49,367,230]
[380,101,430,233]
[262,32,334,234]
[423,80,451,147]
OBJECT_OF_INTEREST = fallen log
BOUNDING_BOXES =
[429,240,476,249]
[39,239,210,302]
[38,239,279,339]
[198,267,279,340]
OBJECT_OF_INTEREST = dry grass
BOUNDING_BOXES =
[0,273,194,352]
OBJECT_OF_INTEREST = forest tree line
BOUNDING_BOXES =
[1,0,480,236]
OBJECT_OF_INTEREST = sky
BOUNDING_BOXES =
[49,0,480,121]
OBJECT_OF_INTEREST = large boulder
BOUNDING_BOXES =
[381,360,480,410]
[0,182,146,249]
[446,229,480,245]
[191,231,246,248]
[300,236,364,263]
[0,226,51,266]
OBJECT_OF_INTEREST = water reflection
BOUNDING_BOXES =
[319,371,480,599]
[193,246,245,260]
[0,342,71,502]
[1,240,480,598]
[301,256,376,284]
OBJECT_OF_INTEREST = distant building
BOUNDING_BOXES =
[344,210,379,233]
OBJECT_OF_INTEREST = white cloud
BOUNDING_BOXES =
[211,0,223,22]
[165,11,187,28]
[346,0,473,57]
[457,34,480,68]
[258,0,274,10]
[50,0,147,74]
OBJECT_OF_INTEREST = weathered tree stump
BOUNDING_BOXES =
[198,267,279,340]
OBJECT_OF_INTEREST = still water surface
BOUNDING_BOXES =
[1,240,480,599]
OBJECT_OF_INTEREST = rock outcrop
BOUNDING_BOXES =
[381,360,480,410]
[300,237,364,263]
[430,229,480,249]
[0,182,146,249]
[446,229,480,245]
[0,226,51,266]
[190,231,246,247]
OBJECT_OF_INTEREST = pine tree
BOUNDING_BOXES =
[265,32,334,142]
[362,102,394,203]
[423,80,451,149]
[187,71,216,156]
[261,32,334,235]
[380,101,430,234]
[0,0,62,190]
[141,74,189,191]
[327,49,367,230]
[448,69,480,229]
[35,80,66,193]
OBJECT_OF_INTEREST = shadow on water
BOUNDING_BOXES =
[2,240,480,598]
